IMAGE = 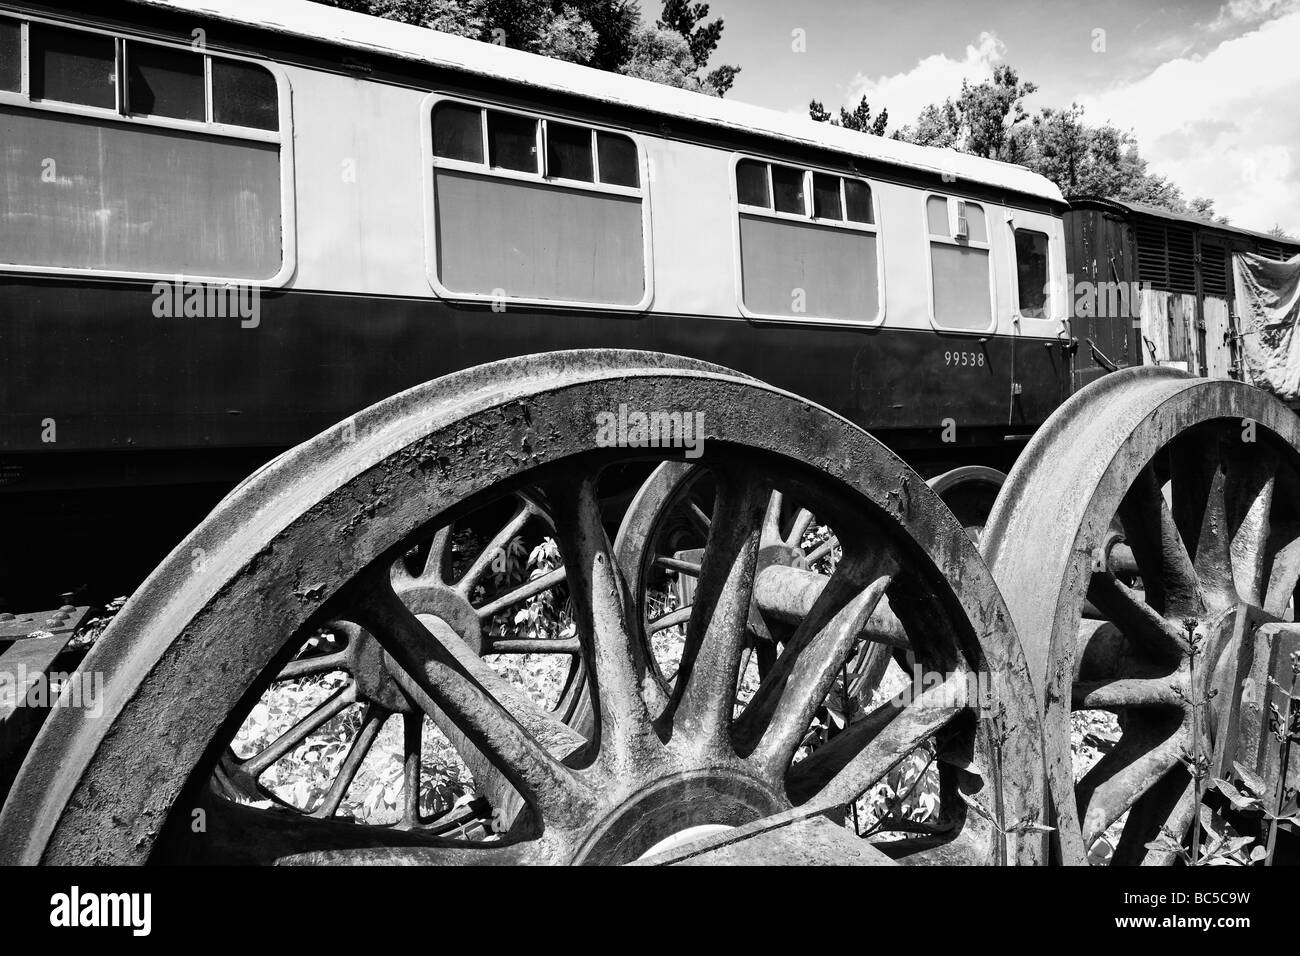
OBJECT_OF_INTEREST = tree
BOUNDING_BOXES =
[619,24,717,93]
[818,64,1227,220]
[900,100,962,148]
[312,0,738,95]
[888,65,1035,160]
[808,95,888,136]
[1268,224,1296,240]
[657,0,740,94]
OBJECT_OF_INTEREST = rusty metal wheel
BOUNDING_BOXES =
[983,367,1300,865]
[0,350,1045,865]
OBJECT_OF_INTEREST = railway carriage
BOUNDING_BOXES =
[1,0,1299,868]
[0,0,1073,603]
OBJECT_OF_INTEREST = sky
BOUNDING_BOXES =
[703,0,1300,234]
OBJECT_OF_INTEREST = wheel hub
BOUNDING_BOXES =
[343,580,483,713]
[570,767,789,865]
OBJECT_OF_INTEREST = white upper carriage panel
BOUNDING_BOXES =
[1,0,1069,338]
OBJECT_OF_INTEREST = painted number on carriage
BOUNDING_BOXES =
[944,351,985,368]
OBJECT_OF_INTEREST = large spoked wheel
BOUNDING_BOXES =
[983,367,1300,865]
[0,351,1045,866]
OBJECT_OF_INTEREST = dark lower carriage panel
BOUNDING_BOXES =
[0,280,1067,602]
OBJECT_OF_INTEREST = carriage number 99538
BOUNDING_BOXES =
[944,351,985,367]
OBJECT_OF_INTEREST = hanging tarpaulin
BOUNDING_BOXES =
[1233,251,1300,402]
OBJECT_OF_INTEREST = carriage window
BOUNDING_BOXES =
[736,159,769,207]
[772,165,805,215]
[29,23,117,110]
[546,121,593,183]
[597,131,638,187]
[961,202,988,241]
[432,101,483,162]
[0,21,287,282]
[927,195,992,330]
[488,110,538,173]
[812,173,842,220]
[1015,228,1050,319]
[845,180,873,224]
[429,100,646,306]
[127,42,204,121]
[926,196,950,236]
[212,59,279,132]
[735,157,880,323]
[0,18,19,93]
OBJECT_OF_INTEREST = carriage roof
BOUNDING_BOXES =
[122,0,1064,204]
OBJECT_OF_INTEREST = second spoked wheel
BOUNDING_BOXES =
[983,368,1300,865]
[0,351,1045,866]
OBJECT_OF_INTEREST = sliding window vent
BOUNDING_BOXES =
[954,201,970,239]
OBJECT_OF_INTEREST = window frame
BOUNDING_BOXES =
[0,12,296,287]
[422,93,654,312]
[1007,210,1064,329]
[730,152,886,328]
[923,193,997,335]
[1010,225,1053,323]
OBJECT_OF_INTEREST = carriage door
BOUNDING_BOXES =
[1007,208,1070,416]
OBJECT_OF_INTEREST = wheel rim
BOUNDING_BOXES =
[982,367,1300,865]
[0,351,1045,866]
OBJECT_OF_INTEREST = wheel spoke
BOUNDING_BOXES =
[349,577,591,825]
[1075,715,1184,848]
[1224,441,1276,606]
[456,499,536,595]
[785,508,815,549]
[649,606,691,635]
[665,471,768,752]
[1112,767,1197,865]
[548,472,658,768]
[1072,675,1182,710]
[188,794,541,865]
[401,711,422,827]
[311,704,385,819]
[805,536,838,566]
[1265,524,1300,616]
[1170,437,1237,609]
[654,554,701,576]
[686,499,712,537]
[244,682,356,779]
[737,550,898,775]
[276,650,350,682]
[475,566,567,620]
[786,686,908,803]
[812,671,967,810]
[1086,573,1188,661]
[761,489,785,545]
[1117,465,1201,617]
[485,638,580,655]
[419,525,453,582]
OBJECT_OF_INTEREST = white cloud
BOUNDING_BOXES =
[1078,12,1300,234]
[842,32,1004,127]
[1203,0,1300,31]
